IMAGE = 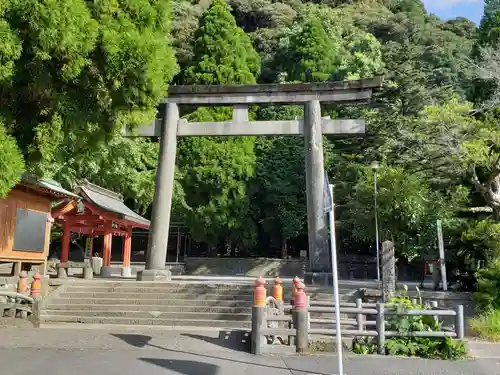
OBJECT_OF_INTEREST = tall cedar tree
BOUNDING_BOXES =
[287,16,338,82]
[177,0,261,254]
[184,0,260,84]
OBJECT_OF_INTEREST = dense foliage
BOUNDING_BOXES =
[3,0,500,283]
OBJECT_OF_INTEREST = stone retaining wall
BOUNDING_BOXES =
[184,257,307,277]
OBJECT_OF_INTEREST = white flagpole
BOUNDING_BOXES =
[329,184,344,375]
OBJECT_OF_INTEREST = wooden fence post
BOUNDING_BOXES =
[455,305,464,339]
[356,298,364,331]
[376,303,385,355]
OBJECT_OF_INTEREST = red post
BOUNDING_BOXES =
[273,277,283,302]
[17,271,28,295]
[123,226,132,268]
[103,221,113,266]
[294,281,306,309]
[30,273,41,298]
[60,220,71,263]
[254,277,267,306]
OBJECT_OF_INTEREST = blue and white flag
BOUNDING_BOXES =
[323,172,332,213]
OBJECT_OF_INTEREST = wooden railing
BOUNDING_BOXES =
[250,277,465,355]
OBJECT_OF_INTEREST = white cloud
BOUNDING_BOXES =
[422,0,481,8]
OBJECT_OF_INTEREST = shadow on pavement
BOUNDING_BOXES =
[111,334,152,348]
[181,330,250,352]
[110,332,329,375]
[140,358,219,375]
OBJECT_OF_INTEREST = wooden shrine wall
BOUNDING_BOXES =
[0,188,52,263]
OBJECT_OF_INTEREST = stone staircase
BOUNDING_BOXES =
[40,280,360,328]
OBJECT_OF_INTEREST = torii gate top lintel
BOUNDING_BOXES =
[163,76,383,105]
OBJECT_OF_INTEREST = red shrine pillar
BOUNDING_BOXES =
[101,221,113,278]
[60,219,71,264]
[121,226,132,277]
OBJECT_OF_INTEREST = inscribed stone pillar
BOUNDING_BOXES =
[140,102,178,280]
[304,100,330,272]
[382,240,396,302]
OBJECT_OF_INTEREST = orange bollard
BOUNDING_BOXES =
[273,277,283,302]
[294,281,306,309]
[30,273,41,298]
[291,276,300,306]
[17,271,28,295]
[254,276,267,306]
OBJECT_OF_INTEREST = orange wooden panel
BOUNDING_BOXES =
[0,187,52,261]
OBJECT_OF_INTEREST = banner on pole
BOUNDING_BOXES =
[323,173,332,213]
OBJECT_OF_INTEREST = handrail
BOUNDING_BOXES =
[0,291,34,303]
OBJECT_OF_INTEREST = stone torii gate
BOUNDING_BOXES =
[125,77,382,281]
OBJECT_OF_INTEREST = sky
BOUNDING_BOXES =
[423,0,484,24]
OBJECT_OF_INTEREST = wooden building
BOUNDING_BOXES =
[0,174,79,275]
[53,180,150,277]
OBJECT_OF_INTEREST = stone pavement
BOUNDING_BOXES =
[0,327,499,375]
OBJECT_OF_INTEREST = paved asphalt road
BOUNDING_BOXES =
[0,326,499,375]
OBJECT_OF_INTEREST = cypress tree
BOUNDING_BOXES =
[184,0,260,85]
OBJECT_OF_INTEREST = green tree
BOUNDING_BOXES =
[0,122,24,197]
[252,105,306,257]
[177,0,261,255]
[286,15,339,82]
[0,0,177,203]
[183,0,260,84]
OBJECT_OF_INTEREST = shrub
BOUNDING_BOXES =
[475,260,500,310]
[353,288,467,360]
[470,309,500,342]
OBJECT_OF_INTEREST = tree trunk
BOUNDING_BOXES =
[281,237,288,259]
[472,169,500,220]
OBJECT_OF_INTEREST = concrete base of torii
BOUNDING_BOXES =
[136,269,172,281]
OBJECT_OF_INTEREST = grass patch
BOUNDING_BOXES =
[470,309,500,342]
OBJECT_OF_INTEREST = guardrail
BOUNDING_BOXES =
[250,277,464,355]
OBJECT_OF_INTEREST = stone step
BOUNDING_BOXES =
[40,315,252,328]
[47,298,254,306]
[57,292,255,300]
[64,283,356,295]
[56,292,347,301]
[65,285,253,293]
[44,304,253,314]
[62,285,353,294]
[41,310,251,320]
